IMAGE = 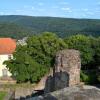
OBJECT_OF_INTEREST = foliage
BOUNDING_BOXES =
[80,70,98,84]
[0,15,100,39]
[4,32,67,83]
[91,37,100,68]
[64,34,94,68]
[0,22,33,39]
[3,32,100,84]
[80,71,89,83]
[4,45,48,83]
[65,34,100,84]
[27,32,67,67]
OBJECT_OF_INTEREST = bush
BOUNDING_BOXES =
[80,70,98,84]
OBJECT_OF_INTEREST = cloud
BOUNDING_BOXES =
[31,7,34,10]
[61,7,72,12]
[95,10,100,13]
[23,5,35,10]
[38,2,44,6]
[60,2,69,5]
[61,7,70,11]
[24,5,30,8]
[86,12,94,15]
[15,10,24,12]
[52,6,59,9]
[97,1,100,5]
[37,8,45,12]
[82,13,87,17]
[0,12,5,15]
[82,8,89,11]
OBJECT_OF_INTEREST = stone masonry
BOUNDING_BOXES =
[54,49,81,86]
[45,49,81,93]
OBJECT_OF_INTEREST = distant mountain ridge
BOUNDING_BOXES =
[0,15,100,39]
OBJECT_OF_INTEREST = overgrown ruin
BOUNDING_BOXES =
[30,49,100,100]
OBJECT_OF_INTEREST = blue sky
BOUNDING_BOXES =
[0,0,100,19]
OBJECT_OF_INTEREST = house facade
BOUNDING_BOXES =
[0,38,16,77]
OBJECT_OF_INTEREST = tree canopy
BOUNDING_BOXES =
[0,15,100,39]
[4,32,67,83]
[4,32,100,84]
[64,35,94,68]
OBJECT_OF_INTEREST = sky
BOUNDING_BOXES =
[0,0,100,19]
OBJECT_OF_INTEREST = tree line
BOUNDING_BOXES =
[0,15,100,39]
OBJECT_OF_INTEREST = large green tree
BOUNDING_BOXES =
[4,45,48,83]
[27,32,67,67]
[64,35,100,84]
[64,34,94,69]
[4,32,67,83]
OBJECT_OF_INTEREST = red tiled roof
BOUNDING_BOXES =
[0,38,16,54]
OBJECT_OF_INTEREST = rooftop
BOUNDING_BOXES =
[0,38,16,54]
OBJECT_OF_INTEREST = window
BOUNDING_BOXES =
[2,69,8,77]
[8,55,12,60]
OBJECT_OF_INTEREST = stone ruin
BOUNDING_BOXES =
[14,49,81,99]
[19,49,100,100]
[55,49,81,86]
[45,49,81,93]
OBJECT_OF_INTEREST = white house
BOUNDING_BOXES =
[0,38,16,77]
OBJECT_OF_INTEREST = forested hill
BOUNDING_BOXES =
[0,15,100,39]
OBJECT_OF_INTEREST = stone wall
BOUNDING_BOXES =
[45,49,81,93]
[54,49,81,86]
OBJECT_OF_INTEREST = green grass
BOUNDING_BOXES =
[0,91,7,100]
